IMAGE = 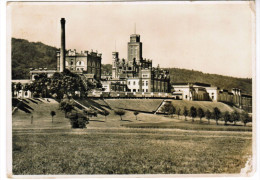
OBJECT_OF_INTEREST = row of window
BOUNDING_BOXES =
[132,89,148,92]
[128,80,149,86]
[66,60,100,67]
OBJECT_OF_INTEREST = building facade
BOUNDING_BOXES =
[172,82,252,112]
[109,33,170,93]
[57,49,102,80]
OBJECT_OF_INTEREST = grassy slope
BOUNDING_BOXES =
[105,99,164,113]
[159,100,242,113]
[104,99,241,114]
[12,98,70,129]
[12,99,252,174]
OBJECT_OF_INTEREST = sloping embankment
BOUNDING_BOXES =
[104,99,164,113]
[157,100,242,113]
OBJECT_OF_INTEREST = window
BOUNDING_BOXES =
[128,81,130,85]
[79,61,81,65]
[133,89,136,92]
[77,68,79,71]
[133,81,136,85]
[212,96,214,99]
[71,61,73,65]
[143,74,148,78]
[146,81,148,86]
[142,81,144,86]
[142,89,144,92]
[146,89,148,92]
[186,95,188,99]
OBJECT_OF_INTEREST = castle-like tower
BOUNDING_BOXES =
[112,52,119,79]
[110,32,170,93]
[128,34,142,65]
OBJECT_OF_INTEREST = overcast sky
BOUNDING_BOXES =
[9,1,254,78]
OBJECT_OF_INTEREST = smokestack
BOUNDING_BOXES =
[60,18,66,72]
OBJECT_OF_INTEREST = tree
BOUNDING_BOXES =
[197,108,205,123]
[103,110,110,121]
[161,102,173,115]
[168,105,176,118]
[190,106,197,122]
[50,111,56,123]
[60,100,74,117]
[114,109,125,121]
[183,106,189,121]
[177,108,181,119]
[134,111,139,120]
[230,111,240,125]
[223,111,231,125]
[213,107,221,125]
[240,111,251,126]
[205,110,211,124]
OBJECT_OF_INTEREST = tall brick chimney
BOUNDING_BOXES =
[60,18,66,72]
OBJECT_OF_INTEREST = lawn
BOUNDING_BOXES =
[158,100,242,113]
[13,128,252,175]
[105,99,164,113]
[123,119,252,132]
[12,98,253,175]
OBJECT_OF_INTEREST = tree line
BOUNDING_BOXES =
[161,102,252,126]
[12,69,97,99]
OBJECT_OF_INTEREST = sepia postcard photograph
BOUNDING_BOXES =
[4,0,258,178]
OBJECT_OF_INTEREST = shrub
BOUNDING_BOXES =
[68,112,89,128]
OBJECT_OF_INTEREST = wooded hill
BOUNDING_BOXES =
[11,38,252,95]
[12,38,58,79]
[165,68,252,95]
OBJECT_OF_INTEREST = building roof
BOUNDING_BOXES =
[172,82,211,87]
[12,79,31,84]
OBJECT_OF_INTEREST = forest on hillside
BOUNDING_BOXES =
[165,68,252,95]
[12,38,58,79]
[11,38,252,95]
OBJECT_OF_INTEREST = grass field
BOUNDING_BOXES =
[13,128,252,175]
[105,99,164,113]
[158,100,242,113]
[12,98,253,175]
[123,118,252,132]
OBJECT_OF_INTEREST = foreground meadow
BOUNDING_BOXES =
[12,99,252,175]
[13,127,252,175]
